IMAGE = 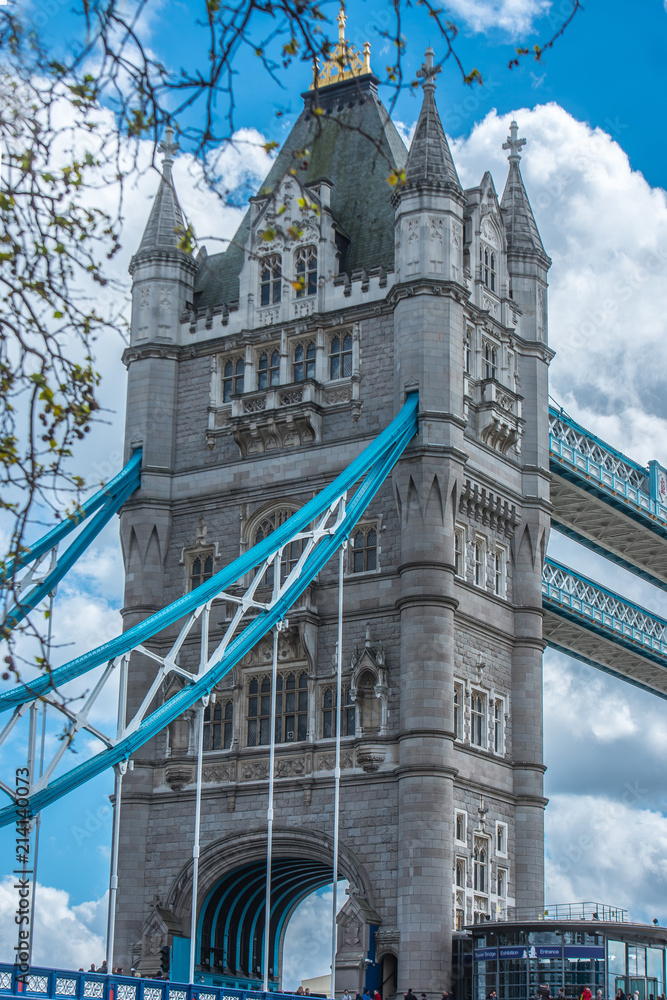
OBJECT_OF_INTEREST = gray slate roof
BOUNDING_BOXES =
[500,160,547,256]
[403,86,462,192]
[194,77,408,312]
[135,167,186,257]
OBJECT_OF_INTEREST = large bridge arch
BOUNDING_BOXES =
[166,827,378,985]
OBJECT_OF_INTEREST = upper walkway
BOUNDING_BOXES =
[542,557,667,698]
[549,404,667,588]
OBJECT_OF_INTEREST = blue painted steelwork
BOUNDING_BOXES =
[548,404,667,537]
[0,963,305,999]
[0,394,419,825]
[1,450,142,632]
[542,557,667,668]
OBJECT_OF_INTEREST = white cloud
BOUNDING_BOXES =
[546,795,667,923]
[0,877,106,969]
[451,103,667,453]
[445,0,552,35]
[282,882,348,990]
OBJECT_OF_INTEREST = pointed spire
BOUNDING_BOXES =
[403,48,462,192]
[500,121,546,256]
[136,126,186,257]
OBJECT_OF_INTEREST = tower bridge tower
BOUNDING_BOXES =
[117,24,552,996]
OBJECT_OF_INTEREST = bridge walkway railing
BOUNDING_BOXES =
[0,966,310,1000]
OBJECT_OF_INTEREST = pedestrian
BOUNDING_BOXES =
[341,989,352,1000]
[363,990,371,1000]
[374,992,381,1000]
[98,961,108,975]
[615,990,625,1000]
[581,988,592,1000]
[88,965,96,973]
[404,990,417,1000]
[295,989,304,996]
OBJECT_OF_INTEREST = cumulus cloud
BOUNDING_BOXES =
[451,103,667,451]
[0,878,106,969]
[545,794,667,924]
[282,882,349,990]
[445,0,552,35]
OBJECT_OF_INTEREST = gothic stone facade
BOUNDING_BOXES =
[116,51,552,997]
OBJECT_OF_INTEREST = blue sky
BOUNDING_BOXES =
[2,0,667,986]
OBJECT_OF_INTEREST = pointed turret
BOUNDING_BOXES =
[500,121,547,258]
[135,128,187,259]
[403,48,462,192]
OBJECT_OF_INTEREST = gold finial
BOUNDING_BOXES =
[309,2,373,91]
[337,3,346,44]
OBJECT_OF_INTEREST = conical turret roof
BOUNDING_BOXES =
[403,48,462,192]
[500,121,547,257]
[135,128,187,258]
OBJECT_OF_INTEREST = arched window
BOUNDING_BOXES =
[350,526,377,573]
[483,342,497,380]
[494,549,504,596]
[293,341,316,382]
[203,700,233,751]
[329,333,352,380]
[254,508,304,588]
[474,539,485,588]
[464,334,472,375]
[190,553,213,591]
[322,685,355,738]
[456,858,466,889]
[260,253,282,306]
[473,838,488,893]
[247,671,308,746]
[470,690,486,747]
[258,349,280,389]
[480,245,497,291]
[222,357,244,401]
[454,528,464,578]
[295,246,317,297]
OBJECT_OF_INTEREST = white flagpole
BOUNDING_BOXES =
[330,533,345,1000]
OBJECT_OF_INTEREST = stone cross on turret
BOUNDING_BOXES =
[416,47,441,91]
[158,125,179,180]
[502,120,526,163]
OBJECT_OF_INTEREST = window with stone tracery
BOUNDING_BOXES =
[470,690,487,748]
[260,253,282,306]
[453,683,464,740]
[455,857,466,889]
[203,699,233,751]
[474,538,486,588]
[322,685,356,738]
[293,341,316,382]
[454,527,465,578]
[295,245,317,297]
[247,671,308,746]
[253,507,304,589]
[222,357,245,401]
[473,837,488,893]
[257,348,280,389]
[483,341,498,380]
[350,525,377,574]
[480,245,496,291]
[189,552,214,591]
[455,809,467,843]
[329,333,353,380]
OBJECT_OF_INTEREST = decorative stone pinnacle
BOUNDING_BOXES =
[337,3,346,44]
[158,125,179,176]
[417,46,441,89]
[502,120,526,163]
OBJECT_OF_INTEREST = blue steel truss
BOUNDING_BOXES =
[542,557,667,668]
[0,393,419,827]
[548,404,667,538]
[1,449,142,632]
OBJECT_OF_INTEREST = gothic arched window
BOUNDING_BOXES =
[295,245,317,297]
[258,349,280,389]
[322,685,356,738]
[293,341,316,382]
[470,690,487,747]
[222,357,245,402]
[480,244,497,291]
[483,341,497,381]
[254,508,304,588]
[260,253,282,306]
[203,699,233,751]
[190,553,214,591]
[473,839,488,893]
[247,671,308,746]
[329,333,352,380]
[350,526,377,574]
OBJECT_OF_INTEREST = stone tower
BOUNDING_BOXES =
[117,26,551,997]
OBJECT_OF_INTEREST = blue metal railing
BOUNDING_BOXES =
[542,556,667,665]
[549,404,667,531]
[0,965,313,1000]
